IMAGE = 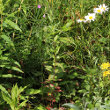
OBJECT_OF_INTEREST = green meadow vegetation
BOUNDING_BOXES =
[0,0,110,110]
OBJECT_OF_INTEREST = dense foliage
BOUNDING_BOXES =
[0,0,110,110]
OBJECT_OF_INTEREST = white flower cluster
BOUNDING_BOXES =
[77,4,109,23]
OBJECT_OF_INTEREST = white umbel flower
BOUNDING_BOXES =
[94,8,103,14]
[77,19,86,23]
[98,4,109,12]
[85,13,96,22]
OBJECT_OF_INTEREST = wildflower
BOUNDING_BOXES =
[100,62,110,70]
[98,4,109,13]
[46,107,52,110]
[103,70,110,77]
[94,8,103,14]
[77,19,86,23]
[57,89,62,92]
[38,5,41,8]
[85,13,96,22]
[52,99,56,102]
[55,86,61,89]
[50,84,54,88]
[45,85,49,88]
[43,14,46,18]
[48,92,52,96]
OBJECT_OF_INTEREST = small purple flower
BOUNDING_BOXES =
[38,5,41,9]
[43,14,46,18]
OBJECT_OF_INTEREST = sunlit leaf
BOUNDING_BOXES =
[1,74,22,79]
[26,89,41,95]
[62,103,80,110]
[1,35,14,47]
[5,19,22,32]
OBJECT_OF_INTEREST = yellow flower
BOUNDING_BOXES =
[103,70,110,77]
[100,62,110,70]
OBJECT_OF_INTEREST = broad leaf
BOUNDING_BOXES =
[4,19,22,32]
[2,92,12,105]
[0,85,10,96]
[0,65,24,73]
[26,89,41,95]
[1,74,22,79]
[1,35,14,47]
[17,100,27,110]
[62,103,80,110]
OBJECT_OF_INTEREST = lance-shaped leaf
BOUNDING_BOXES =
[1,35,14,47]
[4,19,22,32]
[62,103,80,110]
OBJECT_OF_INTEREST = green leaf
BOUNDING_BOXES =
[0,0,4,14]
[60,37,75,45]
[0,65,24,73]
[4,19,22,32]
[34,105,46,110]
[62,20,73,31]
[11,84,18,101]
[54,35,59,42]
[11,67,24,73]
[0,56,9,61]
[2,92,12,105]
[13,60,21,68]
[0,85,10,96]
[0,85,12,105]
[17,100,27,110]
[45,65,52,72]
[11,84,27,109]
[18,86,27,96]
[1,74,22,79]
[62,103,80,110]
[1,35,14,47]
[26,89,41,95]
[4,0,11,8]
[48,74,55,81]
[85,85,90,90]
[54,63,65,72]
[98,37,108,44]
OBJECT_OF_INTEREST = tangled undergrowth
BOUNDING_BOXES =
[0,0,110,110]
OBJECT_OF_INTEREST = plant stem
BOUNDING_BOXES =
[1,14,3,32]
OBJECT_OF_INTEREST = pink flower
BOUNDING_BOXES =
[56,89,62,92]
[46,107,52,110]
[55,86,61,89]
[43,14,46,18]
[50,84,54,87]
[52,99,56,102]
[38,5,41,8]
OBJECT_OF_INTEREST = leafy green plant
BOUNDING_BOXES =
[0,0,23,75]
[0,0,110,109]
[0,84,27,110]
